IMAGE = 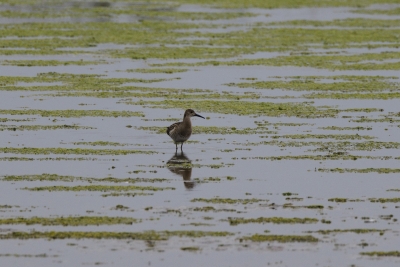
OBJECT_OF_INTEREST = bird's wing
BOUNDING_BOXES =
[167,122,181,136]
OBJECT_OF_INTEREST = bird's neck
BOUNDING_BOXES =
[182,116,192,126]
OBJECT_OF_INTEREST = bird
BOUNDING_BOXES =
[167,109,205,151]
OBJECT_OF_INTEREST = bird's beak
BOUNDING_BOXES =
[194,113,205,119]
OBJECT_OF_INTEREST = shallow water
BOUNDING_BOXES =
[1,1,400,266]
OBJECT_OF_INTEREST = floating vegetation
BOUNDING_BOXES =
[248,154,384,161]
[0,124,95,131]
[241,234,318,243]
[0,73,167,90]
[0,205,18,209]
[307,229,386,234]
[283,204,324,209]
[191,206,238,213]
[0,156,97,161]
[0,109,144,118]
[227,217,318,225]
[369,198,400,203]
[0,230,233,240]
[137,126,274,135]
[1,60,108,66]
[237,139,400,152]
[23,185,175,192]
[0,253,56,258]
[227,79,397,92]
[128,68,189,74]
[128,100,338,118]
[159,51,400,71]
[306,92,400,99]
[191,198,268,205]
[319,168,400,173]
[312,141,400,152]
[0,216,139,226]
[72,141,129,146]
[180,246,200,251]
[360,251,400,257]
[328,198,348,203]
[0,147,156,155]
[2,173,168,183]
[102,192,154,197]
[271,134,375,140]
[320,126,372,131]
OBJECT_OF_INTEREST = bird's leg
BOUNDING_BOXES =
[175,143,178,152]
[181,142,183,151]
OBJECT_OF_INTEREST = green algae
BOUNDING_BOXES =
[3,0,400,9]
[0,156,98,161]
[0,147,156,155]
[1,8,400,65]
[351,116,400,123]
[194,176,236,183]
[0,109,144,118]
[242,234,318,243]
[228,217,318,225]
[0,4,255,21]
[180,247,200,251]
[268,18,400,28]
[0,231,233,241]
[159,51,400,71]
[308,229,386,234]
[0,231,166,240]
[1,60,108,66]
[271,134,375,140]
[0,230,233,240]
[2,174,168,183]
[166,0,400,9]
[0,216,138,226]
[72,141,128,146]
[354,8,400,16]
[23,185,174,192]
[0,73,166,90]
[46,89,260,100]
[182,223,215,227]
[0,124,95,131]
[191,206,238,213]
[369,198,400,203]
[319,168,400,174]
[320,126,372,131]
[128,68,189,74]
[0,117,35,122]
[328,198,348,203]
[228,79,397,92]
[0,205,17,209]
[0,253,55,258]
[191,198,268,205]
[283,204,324,209]
[241,140,400,152]
[248,154,384,161]
[129,100,338,118]
[137,125,274,135]
[360,251,400,257]
[102,192,153,197]
[306,92,400,99]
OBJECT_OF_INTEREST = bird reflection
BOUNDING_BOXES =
[167,152,195,190]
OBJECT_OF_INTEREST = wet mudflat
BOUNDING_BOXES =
[1,0,400,266]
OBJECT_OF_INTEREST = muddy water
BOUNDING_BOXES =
[1,1,400,266]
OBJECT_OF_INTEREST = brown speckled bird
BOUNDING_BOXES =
[167,109,205,151]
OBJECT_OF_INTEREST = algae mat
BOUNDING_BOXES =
[1,1,400,266]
